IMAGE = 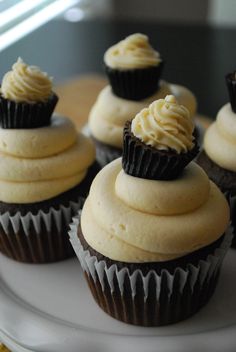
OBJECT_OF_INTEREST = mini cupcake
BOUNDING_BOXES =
[89,33,198,167]
[0,58,58,128]
[0,59,98,263]
[104,33,163,100]
[197,72,236,247]
[70,95,230,326]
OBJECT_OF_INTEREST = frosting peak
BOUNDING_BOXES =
[1,57,52,103]
[131,95,194,153]
[104,33,161,69]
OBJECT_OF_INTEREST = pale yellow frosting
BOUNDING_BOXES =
[1,58,52,103]
[89,82,197,148]
[0,117,95,203]
[81,159,229,262]
[131,95,194,153]
[104,33,161,69]
[0,114,77,158]
[204,103,236,171]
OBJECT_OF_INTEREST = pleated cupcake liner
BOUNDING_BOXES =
[226,192,236,248]
[93,138,122,167]
[105,62,164,101]
[69,214,233,326]
[0,93,58,129]
[0,197,84,263]
[122,121,199,180]
[225,72,236,113]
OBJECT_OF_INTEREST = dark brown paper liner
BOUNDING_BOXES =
[197,150,236,248]
[105,62,164,101]
[69,216,232,326]
[92,137,122,167]
[0,199,83,263]
[122,121,199,180]
[225,72,236,113]
[0,92,58,129]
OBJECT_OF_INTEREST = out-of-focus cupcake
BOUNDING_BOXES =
[70,95,231,326]
[89,33,198,167]
[197,71,236,247]
[0,59,98,263]
[0,57,58,128]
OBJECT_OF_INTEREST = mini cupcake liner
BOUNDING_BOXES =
[0,93,58,129]
[225,72,236,113]
[0,198,83,263]
[69,215,232,326]
[122,121,199,180]
[105,62,164,101]
[93,137,122,167]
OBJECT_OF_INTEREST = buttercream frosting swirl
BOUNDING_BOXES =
[204,103,236,171]
[82,158,229,263]
[89,83,197,148]
[0,115,95,203]
[104,33,161,69]
[1,57,52,103]
[131,95,194,153]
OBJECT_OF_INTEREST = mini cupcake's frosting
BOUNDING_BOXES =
[0,115,77,158]
[1,58,52,103]
[0,116,95,203]
[82,158,229,262]
[89,82,197,148]
[131,95,194,153]
[204,103,236,171]
[104,33,161,69]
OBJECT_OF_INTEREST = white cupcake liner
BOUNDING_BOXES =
[69,214,232,326]
[0,198,84,263]
[96,144,122,168]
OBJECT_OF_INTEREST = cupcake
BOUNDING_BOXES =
[197,71,236,247]
[0,57,58,128]
[70,95,231,326]
[89,33,198,167]
[0,59,98,263]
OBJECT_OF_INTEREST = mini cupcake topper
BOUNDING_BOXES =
[122,95,199,180]
[225,71,236,113]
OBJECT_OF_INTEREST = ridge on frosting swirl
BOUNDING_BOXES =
[104,33,161,69]
[131,95,194,153]
[1,57,52,103]
[204,103,236,171]
[0,115,95,203]
[81,158,229,263]
[89,82,197,148]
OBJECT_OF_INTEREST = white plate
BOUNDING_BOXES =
[0,249,236,352]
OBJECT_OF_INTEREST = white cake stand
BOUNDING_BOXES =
[0,249,236,352]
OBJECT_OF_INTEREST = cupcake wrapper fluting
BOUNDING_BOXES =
[0,198,83,263]
[122,121,199,180]
[225,73,236,113]
[0,93,58,129]
[92,137,122,167]
[226,193,236,248]
[69,215,232,326]
[105,62,164,101]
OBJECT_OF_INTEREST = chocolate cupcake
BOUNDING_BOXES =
[70,95,231,326]
[0,61,99,263]
[0,58,58,128]
[104,33,163,100]
[197,72,236,247]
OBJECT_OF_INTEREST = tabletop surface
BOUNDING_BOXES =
[0,18,236,117]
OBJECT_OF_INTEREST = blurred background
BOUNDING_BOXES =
[0,0,236,116]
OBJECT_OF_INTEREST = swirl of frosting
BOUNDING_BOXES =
[0,115,95,203]
[104,33,161,69]
[1,58,52,103]
[204,103,236,171]
[82,158,229,262]
[131,95,194,153]
[89,83,197,148]
[0,115,77,158]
